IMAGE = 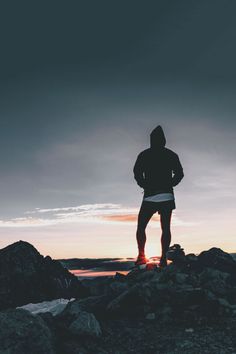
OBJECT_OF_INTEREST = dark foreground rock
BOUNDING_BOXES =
[0,242,236,353]
[0,241,88,310]
[68,311,102,337]
[0,309,55,353]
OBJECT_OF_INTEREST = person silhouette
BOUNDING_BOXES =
[133,125,184,267]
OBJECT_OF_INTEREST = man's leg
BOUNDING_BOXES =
[160,209,172,262]
[136,202,155,257]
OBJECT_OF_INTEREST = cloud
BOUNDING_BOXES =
[101,213,160,223]
[25,203,121,214]
[0,203,195,228]
[0,217,56,228]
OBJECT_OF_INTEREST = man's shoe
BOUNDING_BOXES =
[135,255,148,268]
[159,257,167,268]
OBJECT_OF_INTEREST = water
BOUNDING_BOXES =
[69,269,129,278]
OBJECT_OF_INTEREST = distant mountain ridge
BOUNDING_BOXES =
[58,253,236,272]
[58,257,135,271]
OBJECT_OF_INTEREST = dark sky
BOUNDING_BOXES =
[0,1,235,256]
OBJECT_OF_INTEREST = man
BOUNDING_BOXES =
[133,125,184,267]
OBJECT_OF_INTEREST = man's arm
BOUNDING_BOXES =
[172,153,184,187]
[133,153,146,188]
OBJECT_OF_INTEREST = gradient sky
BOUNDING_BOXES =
[0,1,235,258]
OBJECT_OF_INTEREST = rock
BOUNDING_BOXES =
[156,306,172,322]
[198,247,236,274]
[106,283,152,316]
[114,272,127,280]
[80,277,113,296]
[157,263,180,283]
[58,294,113,323]
[57,299,83,324]
[17,298,75,316]
[0,308,55,353]
[174,272,189,284]
[37,311,55,330]
[126,268,159,283]
[169,288,218,316]
[185,328,194,332]
[69,311,102,337]
[109,281,129,295]
[184,253,203,272]
[199,268,229,295]
[178,339,195,350]
[0,241,88,310]
[145,312,155,320]
[166,244,185,264]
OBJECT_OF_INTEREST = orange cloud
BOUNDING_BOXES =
[101,214,160,222]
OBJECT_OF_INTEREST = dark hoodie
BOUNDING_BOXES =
[133,125,184,197]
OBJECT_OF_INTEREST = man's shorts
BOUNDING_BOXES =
[141,199,176,215]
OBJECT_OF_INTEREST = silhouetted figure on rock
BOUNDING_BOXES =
[133,125,184,267]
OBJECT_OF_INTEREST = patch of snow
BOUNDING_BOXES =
[16,298,75,316]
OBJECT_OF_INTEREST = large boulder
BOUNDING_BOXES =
[166,244,185,265]
[199,268,230,296]
[198,247,236,274]
[0,241,88,310]
[106,283,153,316]
[68,311,102,337]
[58,294,113,323]
[0,308,55,353]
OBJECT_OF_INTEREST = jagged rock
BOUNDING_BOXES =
[0,308,55,353]
[114,272,127,280]
[145,312,155,320]
[126,268,161,284]
[169,287,227,318]
[57,299,83,324]
[109,280,129,295]
[174,272,189,284]
[17,298,75,316]
[37,311,56,330]
[166,244,185,264]
[185,253,199,266]
[80,277,113,296]
[156,306,172,322]
[156,263,186,284]
[59,294,113,323]
[0,241,88,310]
[106,283,152,316]
[198,247,236,273]
[199,268,230,296]
[68,311,102,337]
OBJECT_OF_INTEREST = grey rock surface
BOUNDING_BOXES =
[69,311,102,337]
[0,308,55,354]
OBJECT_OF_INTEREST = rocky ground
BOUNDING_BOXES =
[0,241,88,310]
[0,242,236,353]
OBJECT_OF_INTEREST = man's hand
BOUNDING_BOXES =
[172,154,184,186]
[133,152,146,189]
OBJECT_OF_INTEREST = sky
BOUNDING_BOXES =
[0,0,235,258]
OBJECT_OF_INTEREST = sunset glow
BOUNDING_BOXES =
[1,2,235,260]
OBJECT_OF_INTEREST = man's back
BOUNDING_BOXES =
[133,126,184,197]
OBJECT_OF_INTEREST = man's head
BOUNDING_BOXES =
[150,125,166,149]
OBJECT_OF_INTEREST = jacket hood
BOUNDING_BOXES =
[150,125,166,149]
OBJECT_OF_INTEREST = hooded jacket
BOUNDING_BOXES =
[133,126,184,198]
